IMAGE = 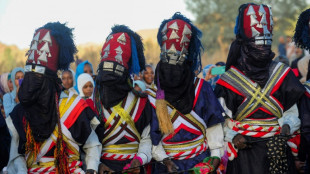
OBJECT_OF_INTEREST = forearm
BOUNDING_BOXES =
[206,123,224,158]
[137,125,152,164]
[278,104,300,134]
[83,130,102,171]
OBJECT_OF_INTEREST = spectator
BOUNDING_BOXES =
[74,60,94,94]
[274,55,289,65]
[77,73,97,114]
[61,69,77,94]
[142,64,155,89]
[286,36,297,63]
[278,36,286,56]
[203,63,225,89]
[3,67,24,117]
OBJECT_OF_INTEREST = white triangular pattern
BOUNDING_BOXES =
[48,52,52,57]
[106,35,113,42]
[256,23,263,28]
[115,46,123,53]
[168,44,177,54]
[260,14,267,25]
[40,42,50,53]
[104,44,110,52]
[102,51,109,58]
[251,27,260,37]
[162,43,166,52]
[162,35,168,41]
[181,46,188,54]
[259,5,266,16]
[115,54,123,62]
[263,25,271,35]
[180,35,190,44]
[168,21,179,30]
[30,41,38,50]
[117,33,126,44]
[182,25,192,35]
[169,30,180,40]
[38,52,48,62]
[161,23,168,34]
[33,32,40,41]
[42,31,52,43]
[37,60,41,65]
[246,5,256,16]
[250,15,259,26]
[268,6,272,16]
[28,50,35,61]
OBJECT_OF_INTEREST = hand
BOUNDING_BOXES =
[210,158,220,171]
[232,134,247,150]
[204,66,216,81]
[125,158,141,174]
[98,163,114,174]
[163,158,179,173]
[281,124,290,136]
[86,169,97,174]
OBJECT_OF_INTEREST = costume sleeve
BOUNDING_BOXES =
[69,107,93,144]
[152,142,169,162]
[5,117,27,174]
[274,70,305,111]
[278,104,300,134]
[82,129,102,171]
[136,125,152,164]
[195,81,225,127]
[206,123,224,157]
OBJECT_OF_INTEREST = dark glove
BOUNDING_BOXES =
[98,163,114,174]
[232,134,247,149]
[163,157,179,173]
[280,124,290,136]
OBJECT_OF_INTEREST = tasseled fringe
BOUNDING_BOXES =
[24,121,41,165]
[54,93,70,174]
[155,99,174,135]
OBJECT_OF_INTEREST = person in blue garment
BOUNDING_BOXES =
[3,67,24,117]
[293,8,310,173]
[75,60,94,93]
[147,12,225,173]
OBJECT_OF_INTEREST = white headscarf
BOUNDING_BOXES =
[77,73,95,98]
[0,73,10,94]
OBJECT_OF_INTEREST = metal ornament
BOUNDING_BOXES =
[167,44,177,54]
[180,35,190,44]
[115,46,123,63]
[42,31,52,44]
[263,25,271,35]
[169,30,180,40]
[169,21,179,30]
[33,32,40,42]
[250,15,259,27]
[251,27,260,37]
[161,43,166,52]
[117,33,126,44]
[246,5,256,16]
[259,4,266,16]
[40,42,50,53]
[182,25,192,35]
[161,23,168,34]
[28,50,35,61]
[104,44,110,52]
[30,41,38,50]
[162,35,168,41]
[37,52,48,62]
[260,14,267,25]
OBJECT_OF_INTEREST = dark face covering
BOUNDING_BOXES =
[96,65,132,109]
[227,39,275,87]
[155,61,195,114]
[18,72,61,142]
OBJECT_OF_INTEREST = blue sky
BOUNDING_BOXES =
[0,0,193,49]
